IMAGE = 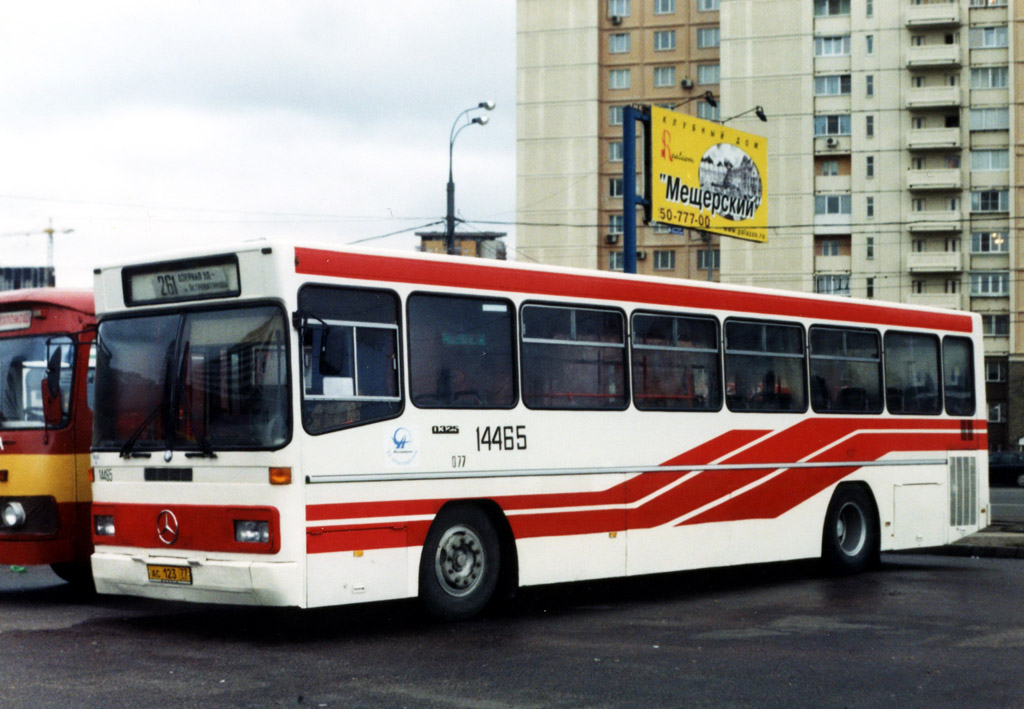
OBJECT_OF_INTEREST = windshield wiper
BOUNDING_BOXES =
[170,342,217,460]
[119,401,163,458]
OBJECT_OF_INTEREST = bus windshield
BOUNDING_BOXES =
[93,305,289,453]
[0,335,74,429]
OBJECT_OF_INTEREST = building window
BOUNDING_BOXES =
[609,251,624,271]
[609,178,623,198]
[821,159,839,176]
[697,0,719,10]
[609,69,631,90]
[970,149,1009,171]
[654,0,675,13]
[814,114,851,136]
[814,275,851,296]
[814,0,850,16]
[654,66,676,88]
[866,115,875,137]
[912,198,925,212]
[653,250,676,270]
[866,75,874,97]
[986,359,1007,383]
[969,107,1009,131]
[971,0,1008,6]
[697,249,720,270]
[814,75,851,96]
[609,141,623,162]
[982,314,1009,336]
[971,189,1009,213]
[609,214,624,234]
[815,194,851,215]
[866,277,874,298]
[969,26,1008,49]
[697,27,720,49]
[971,231,1008,253]
[866,156,874,178]
[866,237,875,260]
[654,29,676,51]
[697,101,720,121]
[970,66,1008,89]
[989,402,1006,424]
[814,35,850,56]
[945,279,960,294]
[970,271,1009,296]
[609,32,631,53]
[697,64,720,85]
[609,0,630,17]
[820,239,839,256]
[866,196,875,218]
[866,0,873,17]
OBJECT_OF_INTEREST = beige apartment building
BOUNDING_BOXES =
[720,0,1020,449]
[517,0,724,278]
[517,0,1022,450]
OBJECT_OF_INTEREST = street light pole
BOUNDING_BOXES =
[446,101,495,255]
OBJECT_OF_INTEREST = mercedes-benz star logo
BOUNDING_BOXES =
[156,509,179,545]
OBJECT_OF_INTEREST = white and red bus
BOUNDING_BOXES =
[0,289,96,585]
[89,242,988,619]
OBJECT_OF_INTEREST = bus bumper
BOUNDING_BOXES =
[91,552,303,607]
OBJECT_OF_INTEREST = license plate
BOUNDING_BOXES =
[147,564,192,585]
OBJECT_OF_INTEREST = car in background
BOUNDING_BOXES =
[989,452,1024,488]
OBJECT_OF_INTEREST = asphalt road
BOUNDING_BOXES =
[2,553,1024,708]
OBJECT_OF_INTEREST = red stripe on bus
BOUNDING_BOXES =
[305,418,985,554]
[294,247,974,333]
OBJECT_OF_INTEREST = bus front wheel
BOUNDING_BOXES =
[419,505,500,621]
[821,485,879,575]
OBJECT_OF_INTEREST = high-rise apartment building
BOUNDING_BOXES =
[516,0,1021,450]
[720,0,1019,449]
[517,0,723,278]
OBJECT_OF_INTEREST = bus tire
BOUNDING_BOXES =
[821,484,879,575]
[50,562,95,591]
[419,504,500,621]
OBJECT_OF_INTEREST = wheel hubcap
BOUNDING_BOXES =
[434,524,485,597]
[836,502,867,557]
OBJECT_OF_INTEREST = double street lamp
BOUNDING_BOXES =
[446,100,496,255]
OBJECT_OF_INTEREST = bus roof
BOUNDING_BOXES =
[0,288,94,315]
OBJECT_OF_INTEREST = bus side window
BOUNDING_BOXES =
[408,293,516,409]
[943,336,975,417]
[298,285,402,434]
[884,331,941,415]
[631,312,721,411]
[808,326,883,414]
[521,304,627,410]
[724,320,807,413]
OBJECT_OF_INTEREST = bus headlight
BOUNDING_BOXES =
[234,520,270,544]
[94,515,115,537]
[2,502,25,528]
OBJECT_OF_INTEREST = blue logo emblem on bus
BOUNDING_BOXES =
[387,427,418,466]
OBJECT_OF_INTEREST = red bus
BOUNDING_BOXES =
[0,289,95,585]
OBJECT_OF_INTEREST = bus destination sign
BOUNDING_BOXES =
[0,310,32,332]
[125,258,241,306]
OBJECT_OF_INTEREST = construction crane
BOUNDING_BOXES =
[0,219,74,286]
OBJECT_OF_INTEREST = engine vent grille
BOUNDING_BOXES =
[949,456,977,527]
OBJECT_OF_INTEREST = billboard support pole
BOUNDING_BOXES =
[622,105,650,276]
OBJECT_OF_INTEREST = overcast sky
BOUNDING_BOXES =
[0,2,516,287]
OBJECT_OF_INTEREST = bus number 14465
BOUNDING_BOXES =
[476,425,526,452]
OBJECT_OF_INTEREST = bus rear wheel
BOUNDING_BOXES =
[419,505,500,621]
[821,485,879,575]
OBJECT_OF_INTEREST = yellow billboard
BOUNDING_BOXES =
[649,105,767,243]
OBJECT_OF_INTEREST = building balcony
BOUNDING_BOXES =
[906,86,961,109]
[907,128,961,151]
[906,212,963,232]
[907,250,964,273]
[906,45,962,68]
[815,174,851,192]
[906,169,962,191]
[906,292,963,310]
[814,135,850,154]
[905,3,961,27]
[814,254,851,273]
[813,213,852,234]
